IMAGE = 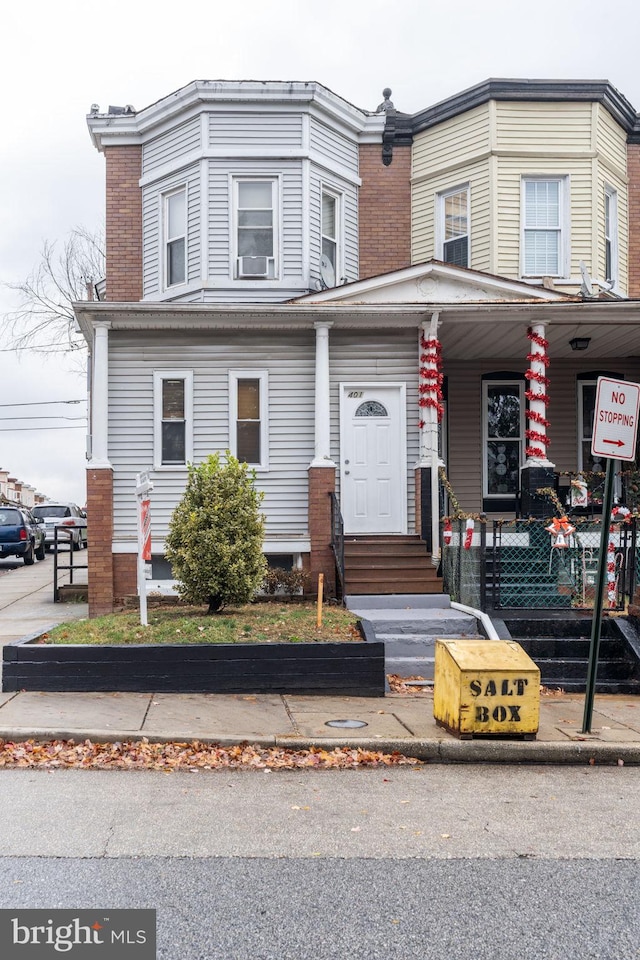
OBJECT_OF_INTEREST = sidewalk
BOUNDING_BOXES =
[1,561,639,762]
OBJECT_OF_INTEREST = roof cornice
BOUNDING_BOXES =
[410,78,640,137]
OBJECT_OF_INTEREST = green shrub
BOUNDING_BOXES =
[165,453,266,613]
[261,566,309,596]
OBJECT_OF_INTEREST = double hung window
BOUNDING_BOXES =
[604,187,618,288]
[153,371,193,468]
[437,185,469,267]
[522,177,567,277]
[229,372,268,468]
[235,180,277,279]
[321,189,340,284]
[164,188,186,288]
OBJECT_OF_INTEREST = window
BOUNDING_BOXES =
[605,187,618,288]
[164,188,186,287]
[321,189,340,284]
[235,179,277,279]
[578,375,623,499]
[522,177,568,277]
[437,185,469,267]
[483,380,524,499]
[229,371,268,468]
[153,371,193,468]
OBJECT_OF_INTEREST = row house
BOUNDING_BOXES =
[74,78,640,616]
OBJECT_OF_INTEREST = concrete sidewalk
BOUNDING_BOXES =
[1,562,640,762]
[0,687,639,763]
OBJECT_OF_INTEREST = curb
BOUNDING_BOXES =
[0,728,637,764]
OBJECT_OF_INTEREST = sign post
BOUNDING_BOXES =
[581,377,640,733]
[135,472,154,628]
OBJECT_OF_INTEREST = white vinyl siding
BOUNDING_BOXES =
[143,166,200,298]
[142,117,201,175]
[208,112,304,149]
[109,332,315,543]
[309,117,359,175]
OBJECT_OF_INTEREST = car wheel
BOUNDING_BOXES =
[23,544,35,565]
[35,541,46,561]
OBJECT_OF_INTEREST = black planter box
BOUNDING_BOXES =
[2,631,385,697]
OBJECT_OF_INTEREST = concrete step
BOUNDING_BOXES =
[345,580,444,596]
[349,607,480,636]
[386,656,436,679]
[346,594,452,610]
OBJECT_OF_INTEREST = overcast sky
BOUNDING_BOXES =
[2,0,640,505]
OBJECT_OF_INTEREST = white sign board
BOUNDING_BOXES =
[591,376,640,462]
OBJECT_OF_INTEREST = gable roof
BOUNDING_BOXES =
[294,260,576,306]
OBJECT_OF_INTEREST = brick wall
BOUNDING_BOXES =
[105,145,143,302]
[86,467,114,616]
[358,143,412,280]
[628,144,640,297]
[308,466,336,597]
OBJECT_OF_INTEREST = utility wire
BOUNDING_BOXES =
[0,416,86,422]
[0,399,86,408]
[0,425,86,432]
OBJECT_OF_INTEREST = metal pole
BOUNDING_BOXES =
[581,457,615,733]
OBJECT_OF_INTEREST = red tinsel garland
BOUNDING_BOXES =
[419,335,444,423]
[525,328,550,458]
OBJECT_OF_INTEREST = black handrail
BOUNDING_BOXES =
[53,526,88,602]
[329,492,345,601]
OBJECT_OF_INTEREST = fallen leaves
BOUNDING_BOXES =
[0,738,422,772]
[387,675,432,694]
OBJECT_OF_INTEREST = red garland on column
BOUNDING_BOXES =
[418,335,444,430]
[525,327,550,458]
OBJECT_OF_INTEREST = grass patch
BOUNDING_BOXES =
[45,603,361,646]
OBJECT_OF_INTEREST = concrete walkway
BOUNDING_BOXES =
[1,565,639,762]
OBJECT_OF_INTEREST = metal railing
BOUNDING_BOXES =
[53,526,88,602]
[329,492,345,600]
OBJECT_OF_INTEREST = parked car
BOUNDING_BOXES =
[0,505,46,564]
[31,503,88,551]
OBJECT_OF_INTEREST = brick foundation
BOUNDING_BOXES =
[105,145,143,302]
[114,553,137,605]
[358,143,412,280]
[308,466,337,597]
[86,467,114,617]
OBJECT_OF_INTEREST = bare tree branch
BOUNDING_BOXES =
[1,226,105,355]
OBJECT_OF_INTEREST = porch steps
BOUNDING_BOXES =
[346,594,483,680]
[343,535,443,596]
[500,617,640,695]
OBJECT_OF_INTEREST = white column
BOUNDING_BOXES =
[417,313,444,565]
[89,321,111,468]
[311,321,336,467]
[526,321,554,468]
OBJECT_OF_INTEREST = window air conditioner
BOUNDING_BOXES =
[238,256,273,278]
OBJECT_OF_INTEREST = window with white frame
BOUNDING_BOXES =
[437,185,469,267]
[235,179,277,279]
[522,177,568,277]
[604,186,618,288]
[229,372,268,468]
[483,380,524,499]
[153,371,193,468]
[578,375,623,498]
[321,189,341,284]
[164,188,186,287]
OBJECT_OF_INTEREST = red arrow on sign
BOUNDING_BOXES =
[602,439,625,447]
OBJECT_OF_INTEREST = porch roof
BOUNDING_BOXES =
[73,298,640,359]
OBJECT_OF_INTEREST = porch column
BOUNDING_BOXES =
[520,322,556,518]
[309,321,336,597]
[416,313,444,562]
[86,321,115,616]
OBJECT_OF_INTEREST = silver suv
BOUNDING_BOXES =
[32,503,88,551]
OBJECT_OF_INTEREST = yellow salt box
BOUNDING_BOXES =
[433,639,540,739]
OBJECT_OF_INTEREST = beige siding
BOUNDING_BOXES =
[494,156,594,282]
[494,102,594,152]
[596,167,628,294]
[412,104,490,181]
[595,105,627,179]
[412,161,491,270]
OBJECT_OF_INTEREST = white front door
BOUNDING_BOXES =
[340,384,406,534]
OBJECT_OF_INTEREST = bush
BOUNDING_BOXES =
[262,566,309,597]
[165,453,266,613]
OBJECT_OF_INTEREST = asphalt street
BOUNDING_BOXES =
[0,766,638,959]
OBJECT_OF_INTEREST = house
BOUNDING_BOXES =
[74,78,640,617]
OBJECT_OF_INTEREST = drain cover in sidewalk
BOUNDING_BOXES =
[325,719,368,729]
